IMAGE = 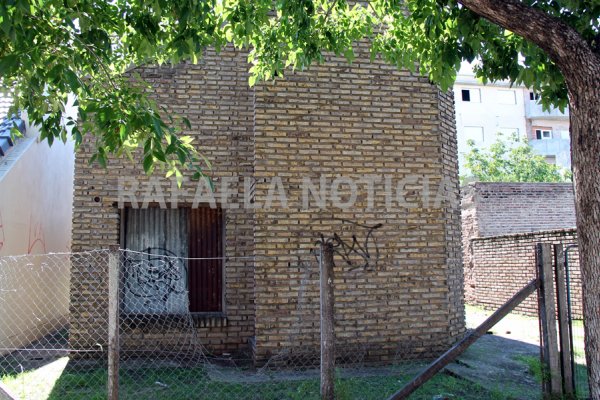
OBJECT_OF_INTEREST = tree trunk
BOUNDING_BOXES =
[568,67,600,398]
[455,1,600,397]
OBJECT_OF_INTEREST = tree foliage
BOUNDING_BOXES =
[4,0,600,396]
[1,0,597,176]
[462,134,572,183]
[0,0,227,179]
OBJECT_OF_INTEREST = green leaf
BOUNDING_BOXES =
[152,117,164,138]
[119,125,127,141]
[64,69,81,91]
[0,54,19,75]
[153,147,167,162]
[143,155,154,173]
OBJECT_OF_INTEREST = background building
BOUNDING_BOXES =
[0,96,75,353]
[454,62,571,173]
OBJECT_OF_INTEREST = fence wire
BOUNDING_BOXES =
[0,251,108,400]
[0,248,560,399]
[114,249,439,400]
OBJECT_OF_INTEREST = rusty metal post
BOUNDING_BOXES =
[320,242,335,400]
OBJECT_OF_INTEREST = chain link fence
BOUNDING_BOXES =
[0,248,558,399]
[0,251,108,399]
[113,248,444,400]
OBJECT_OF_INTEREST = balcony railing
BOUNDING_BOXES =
[525,100,569,119]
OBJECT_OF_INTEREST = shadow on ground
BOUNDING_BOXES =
[447,333,541,400]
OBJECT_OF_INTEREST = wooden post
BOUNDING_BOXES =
[554,244,574,394]
[320,242,335,400]
[536,243,562,397]
[387,278,540,400]
[107,245,120,400]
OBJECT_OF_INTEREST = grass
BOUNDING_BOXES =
[4,308,587,399]
[513,355,548,383]
[1,358,513,400]
[513,355,589,400]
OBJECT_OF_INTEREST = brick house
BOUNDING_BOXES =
[70,46,464,363]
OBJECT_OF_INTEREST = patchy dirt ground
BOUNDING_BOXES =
[445,306,542,400]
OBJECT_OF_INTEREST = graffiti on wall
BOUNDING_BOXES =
[0,211,4,252]
[27,215,47,254]
[122,247,188,313]
[317,219,383,271]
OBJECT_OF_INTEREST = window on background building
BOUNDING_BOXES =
[497,89,517,105]
[545,155,557,165]
[121,206,224,314]
[464,126,485,143]
[461,88,481,103]
[529,92,541,101]
[535,129,552,140]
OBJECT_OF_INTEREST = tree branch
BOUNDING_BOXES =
[457,0,600,81]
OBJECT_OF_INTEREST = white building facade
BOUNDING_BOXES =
[454,63,571,174]
[0,97,75,353]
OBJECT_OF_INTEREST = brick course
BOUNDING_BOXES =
[71,45,465,362]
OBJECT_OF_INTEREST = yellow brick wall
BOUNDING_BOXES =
[252,48,464,361]
[71,45,465,360]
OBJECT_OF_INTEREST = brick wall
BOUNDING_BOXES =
[461,182,576,302]
[71,45,465,361]
[252,46,464,362]
[461,182,575,238]
[439,88,465,341]
[469,229,582,318]
[71,48,256,354]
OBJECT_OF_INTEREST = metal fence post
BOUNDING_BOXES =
[536,243,562,398]
[320,242,335,400]
[108,245,120,400]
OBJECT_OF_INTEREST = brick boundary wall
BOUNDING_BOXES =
[469,229,582,319]
[461,182,576,304]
